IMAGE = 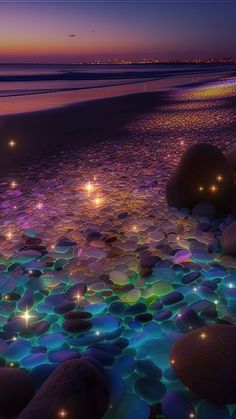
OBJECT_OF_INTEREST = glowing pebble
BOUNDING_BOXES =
[110,271,128,285]
[174,250,191,264]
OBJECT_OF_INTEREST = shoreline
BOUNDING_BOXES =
[0,69,232,116]
[0,69,234,178]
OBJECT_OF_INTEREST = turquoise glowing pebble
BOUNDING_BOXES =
[139,338,173,367]
[114,355,136,377]
[86,302,107,314]
[5,339,31,361]
[38,333,64,349]
[110,271,128,285]
[21,352,47,368]
[25,230,36,237]
[134,377,166,403]
[92,314,119,333]
[104,394,150,419]
[154,266,176,282]
[204,267,227,280]
[122,289,141,303]
[40,274,62,288]
[15,274,30,287]
[151,281,173,297]
[143,322,162,337]
[0,301,15,317]
[129,332,149,347]
[36,303,53,313]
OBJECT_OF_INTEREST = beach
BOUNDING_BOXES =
[1,66,236,418]
[1,63,236,177]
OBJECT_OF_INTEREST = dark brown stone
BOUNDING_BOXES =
[18,359,109,419]
[170,325,236,404]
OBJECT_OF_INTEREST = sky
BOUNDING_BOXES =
[0,0,236,62]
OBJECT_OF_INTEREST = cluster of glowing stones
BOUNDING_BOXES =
[0,78,236,418]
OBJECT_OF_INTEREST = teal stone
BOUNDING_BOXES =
[5,339,31,361]
[92,314,119,333]
[21,352,47,368]
[86,302,107,314]
[38,333,64,349]
[134,377,166,403]
[114,356,136,377]
[104,394,150,419]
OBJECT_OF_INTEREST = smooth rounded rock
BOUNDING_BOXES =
[171,325,236,404]
[18,359,109,419]
[166,143,234,215]
[221,221,236,255]
[0,367,35,418]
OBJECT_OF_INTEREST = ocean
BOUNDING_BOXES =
[0,63,235,115]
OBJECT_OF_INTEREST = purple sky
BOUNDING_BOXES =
[0,0,235,62]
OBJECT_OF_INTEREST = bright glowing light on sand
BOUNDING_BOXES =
[58,410,67,418]
[85,181,94,194]
[9,139,16,148]
[210,185,217,193]
[11,180,17,188]
[94,196,102,207]
[6,231,13,240]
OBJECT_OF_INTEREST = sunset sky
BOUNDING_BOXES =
[0,0,236,63]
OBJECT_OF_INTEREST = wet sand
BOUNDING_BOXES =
[0,69,235,177]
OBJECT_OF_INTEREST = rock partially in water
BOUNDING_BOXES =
[171,325,236,404]
[166,143,234,215]
[221,221,236,255]
[18,359,109,419]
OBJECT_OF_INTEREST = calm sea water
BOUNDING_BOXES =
[0,63,235,114]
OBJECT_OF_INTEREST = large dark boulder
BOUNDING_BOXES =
[166,143,234,215]
[221,220,236,255]
[17,359,109,419]
[170,325,236,404]
[0,367,34,418]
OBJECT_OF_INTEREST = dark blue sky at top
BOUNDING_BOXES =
[0,0,236,61]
